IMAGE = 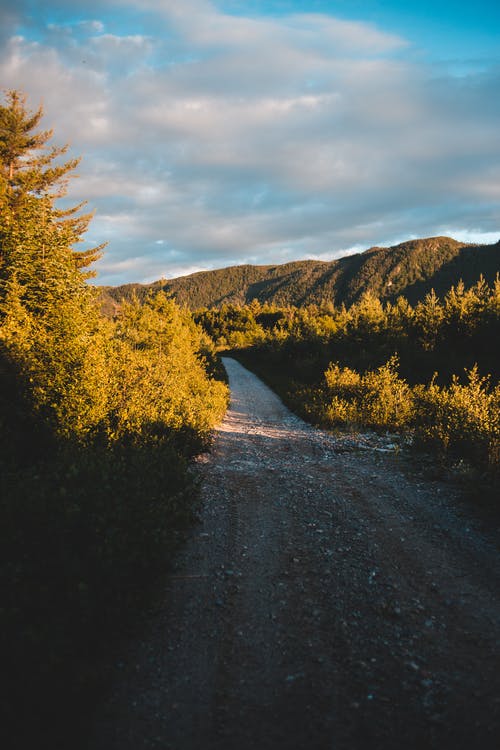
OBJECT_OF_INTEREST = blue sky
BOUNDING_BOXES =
[226,1,500,56]
[1,0,499,284]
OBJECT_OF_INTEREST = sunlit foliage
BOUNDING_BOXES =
[0,90,228,746]
[323,356,414,430]
[108,293,227,445]
[197,279,500,476]
[414,368,500,468]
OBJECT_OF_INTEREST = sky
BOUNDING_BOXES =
[1,0,499,285]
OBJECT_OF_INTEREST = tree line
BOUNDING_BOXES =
[104,235,500,312]
[196,283,500,477]
[0,90,227,747]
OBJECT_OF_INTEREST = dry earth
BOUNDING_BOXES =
[89,357,500,750]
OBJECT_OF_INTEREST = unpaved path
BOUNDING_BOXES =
[89,357,500,750]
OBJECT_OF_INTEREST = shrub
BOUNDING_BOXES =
[107,293,228,448]
[361,357,415,428]
[414,366,499,469]
[322,356,414,430]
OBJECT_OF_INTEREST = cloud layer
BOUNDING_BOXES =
[1,0,499,284]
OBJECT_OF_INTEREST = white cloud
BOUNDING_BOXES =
[0,1,498,285]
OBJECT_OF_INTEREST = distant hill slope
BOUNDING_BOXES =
[101,236,500,312]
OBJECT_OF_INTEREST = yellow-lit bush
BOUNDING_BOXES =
[322,356,414,430]
[361,357,415,428]
[414,366,499,469]
[108,293,228,447]
[0,274,112,441]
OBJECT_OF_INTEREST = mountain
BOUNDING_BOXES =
[101,236,500,311]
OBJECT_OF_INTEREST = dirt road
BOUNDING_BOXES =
[89,357,500,749]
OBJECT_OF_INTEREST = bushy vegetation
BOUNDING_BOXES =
[414,369,499,468]
[195,282,500,479]
[0,91,227,747]
[321,356,414,430]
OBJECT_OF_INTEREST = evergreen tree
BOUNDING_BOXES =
[0,90,108,438]
[0,89,104,281]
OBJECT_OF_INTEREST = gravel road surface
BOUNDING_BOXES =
[89,357,500,749]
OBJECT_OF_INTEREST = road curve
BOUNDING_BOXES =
[89,357,500,750]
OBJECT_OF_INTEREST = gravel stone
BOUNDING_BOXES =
[89,357,500,750]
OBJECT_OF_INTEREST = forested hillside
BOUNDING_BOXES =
[103,236,500,311]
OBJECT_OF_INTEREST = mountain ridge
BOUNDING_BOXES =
[101,236,500,312]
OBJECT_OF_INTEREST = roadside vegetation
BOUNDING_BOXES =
[196,282,500,480]
[0,91,227,747]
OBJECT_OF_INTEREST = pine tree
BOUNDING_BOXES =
[0,89,104,280]
[0,90,110,439]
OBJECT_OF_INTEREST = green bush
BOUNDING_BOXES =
[414,367,499,469]
[107,293,228,448]
[322,356,414,430]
